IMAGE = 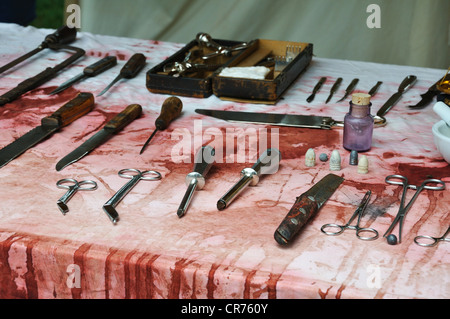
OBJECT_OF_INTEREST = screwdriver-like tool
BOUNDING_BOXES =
[139,96,183,155]
[177,146,215,218]
[217,148,281,211]
[50,56,117,95]
[97,53,146,96]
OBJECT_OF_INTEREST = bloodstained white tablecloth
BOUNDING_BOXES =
[0,23,448,299]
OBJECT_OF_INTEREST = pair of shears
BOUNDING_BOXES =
[57,178,98,214]
[321,190,379,241]
[414,225,450,247]
[383,175,446,244]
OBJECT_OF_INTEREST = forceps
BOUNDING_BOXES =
[103,169,161,224]
[321,190,379,241]
[414,225,450,247]
[383,175,446,244]
[56,178,98,215]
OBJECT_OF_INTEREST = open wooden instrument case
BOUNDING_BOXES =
[146,36,313,104]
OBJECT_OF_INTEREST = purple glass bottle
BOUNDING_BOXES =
[343,93,374,152]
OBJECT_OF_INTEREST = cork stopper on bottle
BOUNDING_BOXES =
[352,93,371,105]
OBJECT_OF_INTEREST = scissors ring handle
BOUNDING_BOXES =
[77,180,98,191]
[320,223,345,236]
[118,168,144,179]
[356,227,379,241]
[139,170,162,181]
[56,178,79,189]
[422,179,446,191]
[385,175,408,186]
[414,235,439,247]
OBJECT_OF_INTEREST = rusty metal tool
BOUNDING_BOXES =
[50,56,117,95]
[0,92,95,168]
[274,173,344,245]
[97,53,146,96]
[306,77,326,103]
[217,148,281,211]
[0,26,85,106]
[0,25,78,75]
[177,146,215,218]
[139,96,183,155]
[325,77,342,103]
[376,75,416,120]
[56,103,142,171]
[336,78,359,103]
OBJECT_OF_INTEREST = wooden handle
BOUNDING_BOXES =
[155,96,183,130]
[274,194,319,245]
[41,92,95,127]
[104,104,142,132]
[84,56,117,76]
[120,53,146,78]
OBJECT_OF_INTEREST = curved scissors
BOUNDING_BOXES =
[56,178,98,215]
[103,169,162,224]
[321,190,379,241]
[383,175,446,244]
[414,225,450,247]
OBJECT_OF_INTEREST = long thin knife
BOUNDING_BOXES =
[325,77,342,103]
[408,78,442,109]
[336,78,359,102]
[56,103,142,171]
[0,92,95,168]
[50,56,117,95]
[196,108,340,129]
[274,173,344,245]
[376,75,416,119]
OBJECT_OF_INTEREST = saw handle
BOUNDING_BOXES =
[84,56,118,76]
[41,92,95,127]
[45,25,78,46]
[274,194,319,245]
[155,96,183,130]
[104,104,142,133]
[120,53,146,79]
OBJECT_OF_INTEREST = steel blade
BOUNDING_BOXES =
[97,74,122,97]
[376,91,402,118]
[302,173,344,209]
[55,128,112,171]
[0,126,57,168]
[195,109,335,129]
[50,72,86,95]
[408,90,438,109]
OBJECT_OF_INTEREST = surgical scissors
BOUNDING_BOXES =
[414,225,450,247]
[56,178,98,215]
[383,175,446,244]
[103,169,161,224]
[321,190,379,241]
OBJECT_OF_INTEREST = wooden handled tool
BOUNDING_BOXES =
[97,53,146,96]
[139,96,183,155]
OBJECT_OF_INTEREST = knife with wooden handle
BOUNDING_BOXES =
[274,173,344,245]
[0,92,95,168]
[56,103,142,171]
